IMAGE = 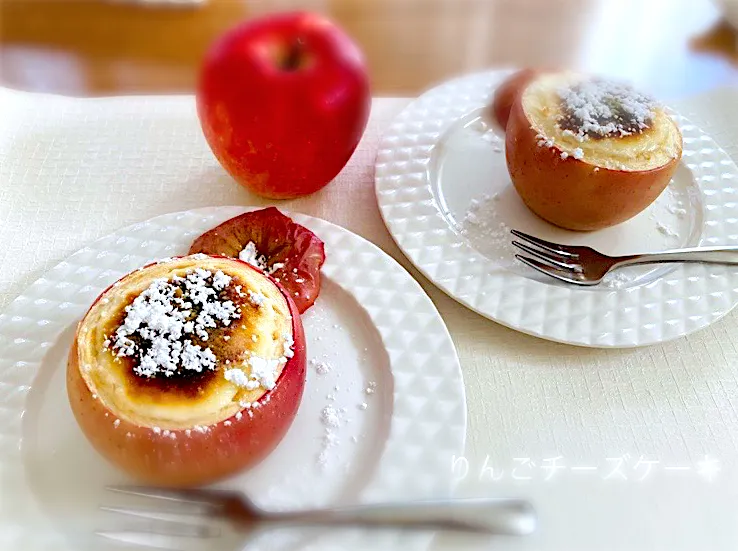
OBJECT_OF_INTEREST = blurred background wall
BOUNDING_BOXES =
[1,0,737,98]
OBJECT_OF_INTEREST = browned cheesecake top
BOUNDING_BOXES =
[523,73,682,171]
[75,255,293,429]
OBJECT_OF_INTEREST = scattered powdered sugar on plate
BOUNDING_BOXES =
[468,117,503,150]
[321,405,340,428]
[483,131,502,149]
[601,184,690,289]
[655,221,679,238]
[602,271,632,289]
[318,404,344,469]
[468,118,488,134]
[648,185,685,240]
[460,192,514,263]
[667,205,687,218]
[309,358,333,375]
[356,381,378,411]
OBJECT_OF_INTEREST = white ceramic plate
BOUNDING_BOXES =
[0,206,466,551]
[375,69,738,348]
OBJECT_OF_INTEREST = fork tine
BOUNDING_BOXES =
[106,485,228,506]
[102,496,218,516]
[512,241,583,272]
[515,255,594,286]
[95,530,186,550]
[510,229,578,258]
[100,506,222,531]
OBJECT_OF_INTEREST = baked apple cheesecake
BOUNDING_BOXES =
[67,254,306,487]
[504,71,683,231]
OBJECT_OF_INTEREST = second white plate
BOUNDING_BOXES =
[375,69,738,348]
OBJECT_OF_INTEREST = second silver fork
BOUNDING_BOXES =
[511,229,738,286]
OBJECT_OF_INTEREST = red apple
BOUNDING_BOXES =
[67,256,307,487]
[196,11,371,199]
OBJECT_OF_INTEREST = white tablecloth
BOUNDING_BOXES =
[1,84,738,551]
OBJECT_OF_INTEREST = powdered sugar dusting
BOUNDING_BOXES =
[282,333,295,359]
[321,405,340,428]
[667,205,687,218]
[108,268,240,378]
[223,345,292,392]
[461,192,514,263]
[247,290,265,307]
[602,271,631,289]
[310,358,333,375]
[239,242,267,270]
[239,242,286,276]
[318,404,344,469]
[224,367,256,389]
[656,221,679,238]
[649,186,684,240]
[557,78,656,140]
[536,134,554,148]
[246,355,281,390]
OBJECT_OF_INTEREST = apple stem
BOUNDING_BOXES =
[283,38,304,71]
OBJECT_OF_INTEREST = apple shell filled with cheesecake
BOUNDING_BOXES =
[504,71,683,231]
[66,254,306,487]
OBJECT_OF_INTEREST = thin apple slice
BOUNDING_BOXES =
[189,207,325,313]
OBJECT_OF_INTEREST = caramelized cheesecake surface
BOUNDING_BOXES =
[523,73,682,171]
[74,255,293,430]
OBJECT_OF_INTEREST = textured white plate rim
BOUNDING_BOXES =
[0,205,466,550]
[375,68,738,348]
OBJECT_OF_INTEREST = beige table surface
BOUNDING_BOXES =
[1,84,738,550]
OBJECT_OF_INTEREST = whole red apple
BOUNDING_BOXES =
[197,11,371,199]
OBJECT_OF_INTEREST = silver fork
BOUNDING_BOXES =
[511,229,738,286]
[98,485,537,550]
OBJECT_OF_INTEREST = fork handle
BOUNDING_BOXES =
[617,246,738,267]
[264,498,536,535]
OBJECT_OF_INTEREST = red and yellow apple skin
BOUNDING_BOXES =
[196,11,371,199]
[189,207,326,314]
[491,68,538,130]
[505,74,682,231]
[66,259,307,488]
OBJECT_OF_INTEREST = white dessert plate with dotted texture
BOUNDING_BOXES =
[375,69,738,348]
[0,206,465,551]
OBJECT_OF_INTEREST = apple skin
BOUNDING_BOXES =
[196,11,371,199]
[66,269,307,488]
[505,91,680,231]
[491,69,538,130]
